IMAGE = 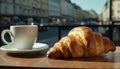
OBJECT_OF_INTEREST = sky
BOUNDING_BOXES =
[71,0,107,14]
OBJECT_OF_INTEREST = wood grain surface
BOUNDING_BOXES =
[0,47,120,68]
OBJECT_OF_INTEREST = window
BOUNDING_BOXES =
[23,0,25,1]
[13,0,15,3]
[5,6,7,14]
[3,0,7,3]
[118,3,120,7]
[13,6,16,14]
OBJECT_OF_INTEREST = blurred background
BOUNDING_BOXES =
[0,0,120,46]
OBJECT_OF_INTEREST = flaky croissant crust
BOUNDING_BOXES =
[47,26,116,59]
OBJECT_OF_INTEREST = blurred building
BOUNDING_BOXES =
[0,0,48,24]
[48,0,61,23]
[72,4,84,23]
[102,0,120,24]
[112,0,120,21]
[0,0,99,25]
[102,0,110,24]
[0,0,13,22]
[38,0,48,23]
[102,0,120,45]
[61,0,73,23]
[88,10,98,19]
[65,0,74,23]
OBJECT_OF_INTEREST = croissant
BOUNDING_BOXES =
[47,26,116,59]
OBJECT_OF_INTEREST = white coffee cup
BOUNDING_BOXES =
[1,25,38,50]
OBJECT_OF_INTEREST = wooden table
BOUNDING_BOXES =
[0,47,120,69]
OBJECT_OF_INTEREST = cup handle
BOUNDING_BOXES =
[1,29,14,45]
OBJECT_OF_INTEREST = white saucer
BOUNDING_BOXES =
[0,43,49,53]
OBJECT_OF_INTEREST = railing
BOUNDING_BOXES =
[39,23,120,40]
[0,24,120,46]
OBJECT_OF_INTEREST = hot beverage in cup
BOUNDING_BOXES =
[1,25,38,50]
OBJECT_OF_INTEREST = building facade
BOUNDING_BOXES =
[48,0,61,23]
[72,4,83,23]
[102,1,109,24]
[39,0,48,23]
[102,0,120,44]
[112,0,120,21]
[0,0,15,24]
[0,0,48,24]
[0,0,98,25]
[61,0,69,23]
[61,0,74,23]
[1,0,14,15]
[67,1,74,22]
[102,0,120,23]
